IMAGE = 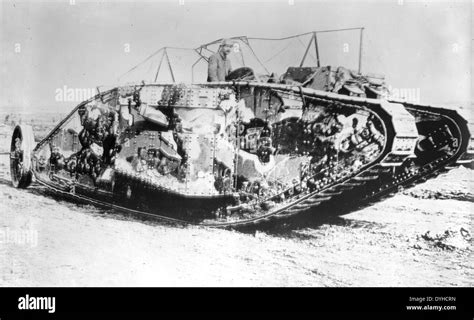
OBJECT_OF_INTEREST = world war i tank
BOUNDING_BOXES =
[10,29,473,228]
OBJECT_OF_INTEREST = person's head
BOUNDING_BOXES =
[219,38,234,56]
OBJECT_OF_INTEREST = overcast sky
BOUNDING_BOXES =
[0,0,471,113]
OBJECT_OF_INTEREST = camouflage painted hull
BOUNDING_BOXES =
[11,81,472,228]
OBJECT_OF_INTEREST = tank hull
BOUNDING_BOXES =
[24,82,470,228]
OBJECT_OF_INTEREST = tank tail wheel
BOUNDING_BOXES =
[10,124,35,188]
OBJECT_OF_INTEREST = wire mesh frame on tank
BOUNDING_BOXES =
[117,27,365,84]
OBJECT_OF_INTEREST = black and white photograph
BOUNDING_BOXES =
[0,0,472,314]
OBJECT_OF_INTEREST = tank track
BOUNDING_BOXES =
[31,84,471,229]
[307,101,471,216]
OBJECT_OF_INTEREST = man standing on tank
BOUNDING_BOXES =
[207,38,234,82]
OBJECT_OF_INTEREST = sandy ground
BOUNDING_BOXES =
[0,125,472,287]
